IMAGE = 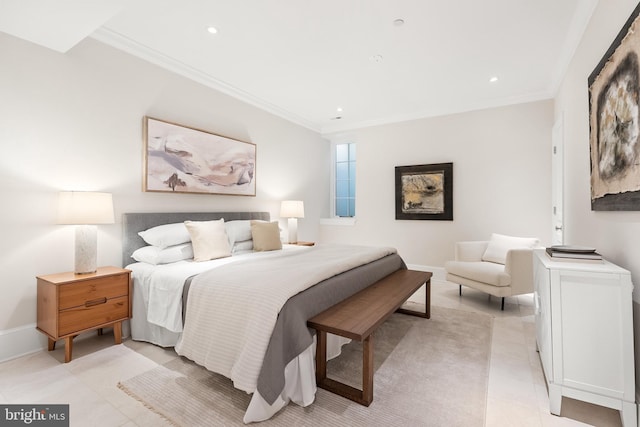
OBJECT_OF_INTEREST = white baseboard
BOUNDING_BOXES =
[0,324,47,363]
[404,265,447,305]
[406,264,446,282]
[0,321,133,363]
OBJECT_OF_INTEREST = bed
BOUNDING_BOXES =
[122,211,407,422]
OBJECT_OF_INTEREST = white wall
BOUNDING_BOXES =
[321,100,554,267]
[554,0,640,404]
[0,34,329,359]
[556,0,640,301]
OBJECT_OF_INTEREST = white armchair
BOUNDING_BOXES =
[444,234,538,310]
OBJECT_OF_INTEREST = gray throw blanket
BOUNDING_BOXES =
[257,252,405,404]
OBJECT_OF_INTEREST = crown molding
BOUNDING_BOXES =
[90,27,320,133]
[547,0,598,96]
[320,90,555,135]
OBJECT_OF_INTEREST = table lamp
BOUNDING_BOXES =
[57,191,115,274]
[280,200,304,244]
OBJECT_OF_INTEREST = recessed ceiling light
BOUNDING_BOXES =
[393,19,405,26]
[489,76,499,83]
[207,26,218,34]
[337,107,343,113]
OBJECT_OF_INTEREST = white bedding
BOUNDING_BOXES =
[175,244,396,393]
[127,244,394,423]
[128,245,309,338]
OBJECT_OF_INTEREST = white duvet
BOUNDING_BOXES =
[175,244,396,393]
[128,244,396,423]
[128,246,309,333]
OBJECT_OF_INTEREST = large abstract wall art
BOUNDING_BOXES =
[143,117,256,196]
[589,3,640,210]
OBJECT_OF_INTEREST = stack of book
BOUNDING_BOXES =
[545,245,603,261]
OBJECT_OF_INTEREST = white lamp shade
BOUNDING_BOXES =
[280,200,304,218]
[58,192,115,225]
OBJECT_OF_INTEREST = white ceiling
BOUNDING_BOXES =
[1,0,598,134]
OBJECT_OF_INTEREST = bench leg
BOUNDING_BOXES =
[396,278,431,319]
[427,279,431,318]
[362,334,374,405]
[315,330,327,384]
[314,329,374,406]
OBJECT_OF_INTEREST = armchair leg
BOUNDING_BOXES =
[501,297,505,310]
[459,285,462,296]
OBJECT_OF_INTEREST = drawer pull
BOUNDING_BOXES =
[85,297,107,307]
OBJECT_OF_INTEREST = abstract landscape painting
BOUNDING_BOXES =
[143,117,256,196]
[395,163,453,220]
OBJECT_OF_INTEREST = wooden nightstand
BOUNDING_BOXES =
[36,266,131,363]
[294,241,315,246]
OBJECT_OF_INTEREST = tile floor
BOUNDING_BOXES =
[0,280,626,426]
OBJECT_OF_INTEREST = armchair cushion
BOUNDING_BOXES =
[444,260,511,287]
[446,237,538,308]
[481,233,539,265]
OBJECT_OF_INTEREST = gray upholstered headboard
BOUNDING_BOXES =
[122,211,270,267]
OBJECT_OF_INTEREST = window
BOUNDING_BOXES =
[335,142,356,217]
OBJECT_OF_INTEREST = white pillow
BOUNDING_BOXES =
[131,243,194,265]
[482,233,539,265]
[225,220,253,246]
[232,240,254,253]
[184,219,232,261]
[138,222,191,249]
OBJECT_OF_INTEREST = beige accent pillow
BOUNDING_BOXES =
[184,219,231,261]
[251,220,282,251]
[481,233,539,265]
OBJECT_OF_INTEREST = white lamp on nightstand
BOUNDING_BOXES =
[280,200,304,244]
[58,191,115,274]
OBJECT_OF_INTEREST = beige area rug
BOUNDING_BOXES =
[118,305,492,426]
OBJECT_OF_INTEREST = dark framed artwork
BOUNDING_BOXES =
[143,116,256,196]
[395,163,453,220]
[589,3,640,210]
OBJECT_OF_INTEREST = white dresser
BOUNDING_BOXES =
[533,250,637,427]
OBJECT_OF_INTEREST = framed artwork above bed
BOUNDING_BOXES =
[143,116,256,196]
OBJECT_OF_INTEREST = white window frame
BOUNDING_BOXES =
[322,136,357,225]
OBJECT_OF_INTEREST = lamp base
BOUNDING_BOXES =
[287,218,298,244]
[75,225,97,274]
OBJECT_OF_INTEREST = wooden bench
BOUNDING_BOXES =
[307,269,432,406]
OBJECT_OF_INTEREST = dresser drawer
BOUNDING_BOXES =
[58,295,129,336]
[58,274,129,310]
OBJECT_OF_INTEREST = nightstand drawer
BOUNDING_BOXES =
[58,295,129,336]
[58,274,129,310]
